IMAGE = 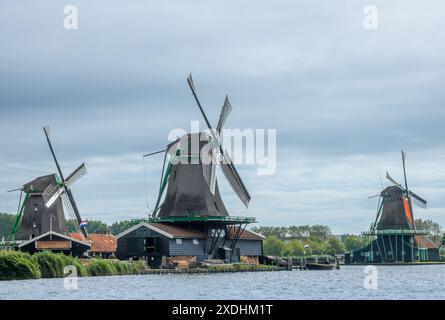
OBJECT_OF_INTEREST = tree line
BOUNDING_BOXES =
[253,221,445,257]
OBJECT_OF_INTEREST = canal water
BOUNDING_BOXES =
[1,265,444,300]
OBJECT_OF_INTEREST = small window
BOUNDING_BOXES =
[193,239,199,245]
[176,239,182,245]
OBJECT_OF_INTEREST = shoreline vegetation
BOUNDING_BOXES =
[0,251,282,281]
[0,251,146,281]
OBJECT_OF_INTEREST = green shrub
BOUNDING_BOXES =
[87,259,118,276]
[33,251,69,278]
[0,250,144,281]
[0,251,40,280]
[128,260,146,274]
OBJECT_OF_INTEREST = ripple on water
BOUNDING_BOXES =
[1,265,445,300]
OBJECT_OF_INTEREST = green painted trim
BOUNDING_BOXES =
[363,229,428,236]
[8,192,30,241]
[131,215,256,225]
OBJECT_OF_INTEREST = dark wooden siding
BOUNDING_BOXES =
[232,240,263,256]
[116,225,170,259]
[168,238,206,257]
[205,238,263,256]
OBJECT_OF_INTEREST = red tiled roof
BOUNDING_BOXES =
[228,228,265,241]
[414,235,439,249]
[70,233,117,253]
[150,223,207,239]
[36,240,71,250]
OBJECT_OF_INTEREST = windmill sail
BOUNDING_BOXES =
[42,163,88,208]
[61,192,84,238]
[386,172,402,188]
[66,163,87,187]
[216,96,232,134]
[386,172,427,208]
[43,126,88,238]
[220,150,251,207]
[186,74,251,208]
[42,181,64,207]
[409,191,427,208]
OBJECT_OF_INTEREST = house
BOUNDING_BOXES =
[115,222,265,268]
[18,231,91,257]
[70,233,117,259]
[70,233,116,259]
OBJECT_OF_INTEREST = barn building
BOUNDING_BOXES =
[18,231,91,257]
[70,233,117,259]
[115,222,264,268]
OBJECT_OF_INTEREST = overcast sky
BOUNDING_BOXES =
[0,1,444,234]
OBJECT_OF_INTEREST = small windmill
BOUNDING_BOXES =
[6,127,88,241]
[41,126,89,238]
[371,150,427,231]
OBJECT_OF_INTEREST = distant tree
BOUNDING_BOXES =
[252,225,333,240]
[326,238,345,255]
[263,236,285,256]
[283,239,304,257]
[305,238,327,255]
[309,225,332,240]
[343,235,366,252]
[288,225,311,238]
[0,213,16,239]
[252,226,283,239]
[110,220,134,236]
[415,219,443,245]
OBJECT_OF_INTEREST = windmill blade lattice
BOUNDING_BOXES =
[61,192,84,239]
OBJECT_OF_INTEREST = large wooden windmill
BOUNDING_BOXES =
[137,74,256,262]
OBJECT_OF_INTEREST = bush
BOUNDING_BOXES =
[87,259,118,276]
[0,250,146,281]
[0,251,40,280]
[128,261,146,274]
[33,251,64,278]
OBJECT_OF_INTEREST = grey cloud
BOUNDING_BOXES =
[0,0,444,233]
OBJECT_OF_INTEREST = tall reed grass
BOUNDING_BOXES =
[0,251,146,281]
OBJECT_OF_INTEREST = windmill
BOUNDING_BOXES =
[139,74,255,261]
[145,74,251,219]
[6,127,88,241]
[350,151,439,264]
[371,150,427,232]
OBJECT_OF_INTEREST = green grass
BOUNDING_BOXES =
[0,251,147,281]
[0,251,41,280]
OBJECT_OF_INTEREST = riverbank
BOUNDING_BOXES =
[0,251,146,281]
[0,251,285,281]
